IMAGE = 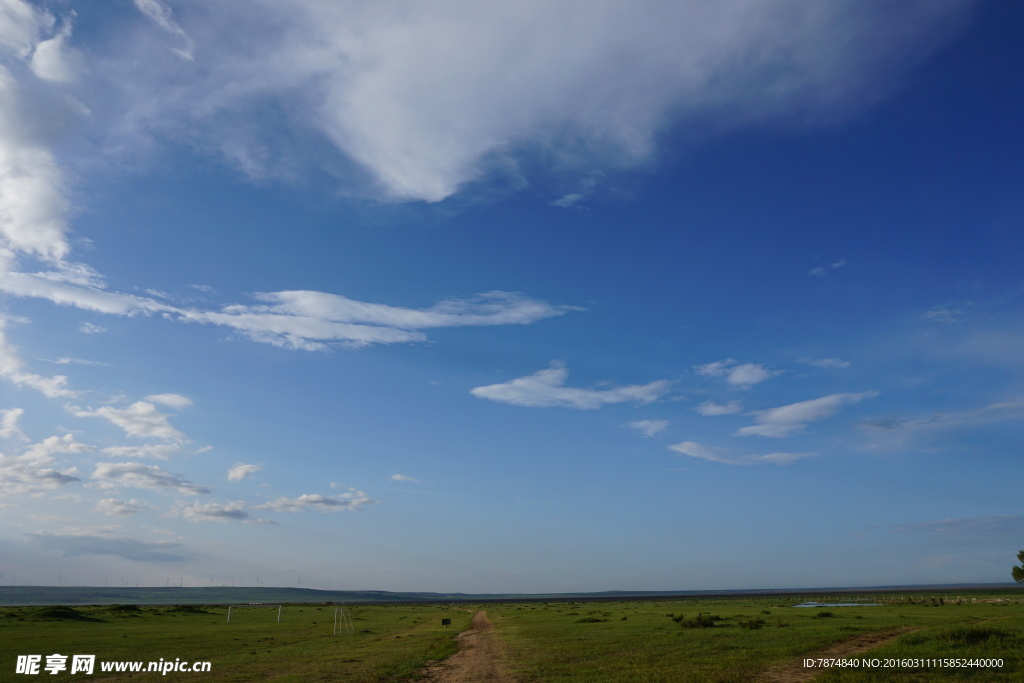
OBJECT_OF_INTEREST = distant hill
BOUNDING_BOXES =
[0,583,1019,606]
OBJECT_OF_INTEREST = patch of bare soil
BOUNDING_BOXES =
[415,610,516,683]
[758,628,918,683]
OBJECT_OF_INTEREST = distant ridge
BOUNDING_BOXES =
[0,583,1019,607]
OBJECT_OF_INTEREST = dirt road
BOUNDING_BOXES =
[758,628,916,682]
[416,610,515,683]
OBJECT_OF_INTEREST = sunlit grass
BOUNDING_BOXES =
[488,594,1024,682]
[0,603,472,681]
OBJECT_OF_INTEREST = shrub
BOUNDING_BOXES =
[674,612,721,628]
[815,611,835,618]
[575,617,609,623]
[34,606,93,621]
[739,618,767,630]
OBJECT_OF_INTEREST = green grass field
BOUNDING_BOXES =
[1,591,1022,681]
[0,603,473,681]
[488,593,1024,682]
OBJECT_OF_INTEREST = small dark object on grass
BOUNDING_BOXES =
[739,618,767,630]
[816,611,835,618]
[674,612,721,628]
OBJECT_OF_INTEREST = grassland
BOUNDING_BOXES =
[1,590,1022,681]
[0,602,473,681]
[487,592,1024,682]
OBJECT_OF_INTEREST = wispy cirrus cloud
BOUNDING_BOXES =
[471,362,670,409]
[858,400,1024,449]
[102,444,181,460]
[132,0,194,61]
[695,400,743,416]
[809,259,846,276]
[0,272,573,351]
[668,440,814,466]
[627,419,669,437]
[736,391,878,438]
[0,317,75,397]
[390,473,418,482]
[255,490,375,513]
[799,357,850,369]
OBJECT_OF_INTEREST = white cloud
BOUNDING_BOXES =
[627,419,669,437]
[858,400,1024,448]
[132,0,194,61]
[29,21,79,84]
[193,0,968,201]
[256,490,375,513]
[0,433,86,495]
[390,473,418,482]
[243,289,573,330]
[695,359,777,387]
[471,361,670,409]
[145,393,192,408]
[94,498,149,516]
[101,444,180,460]
[227,463,261,481]
[695,400,743,416]
[0,407,25,439]
[0,317,75,397]
[668,440,813,466]
[550,193,583,208]
[800,357,850,369]
[726,364,776,386]
[170,500,273,524]
[809,259,845,276]
[921,307,964,324]
[736,391,878,438]
[90,462,210,495]
[72,401,186,441]
[0,0,968,231]
[78,320,107,333]
[55,356,110,366]
[0,274,573,351]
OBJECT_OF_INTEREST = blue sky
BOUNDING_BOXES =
[1,0,1022,593]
